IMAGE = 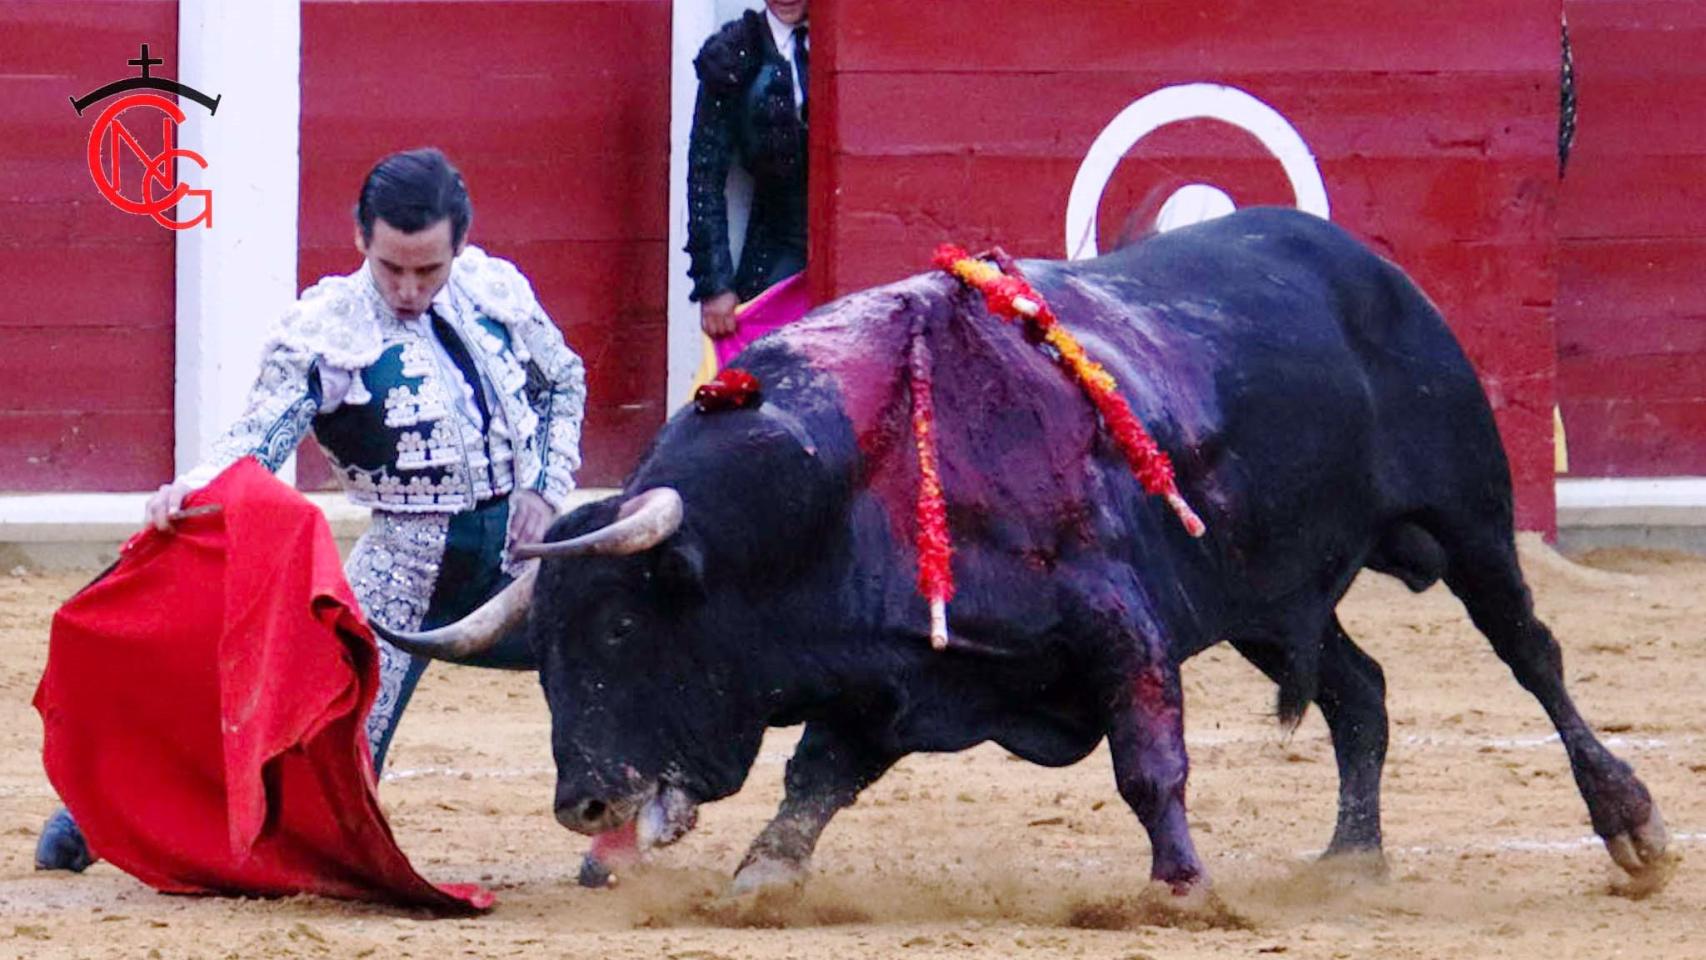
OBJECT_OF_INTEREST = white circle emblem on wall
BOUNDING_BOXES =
[1064,83,1330,260]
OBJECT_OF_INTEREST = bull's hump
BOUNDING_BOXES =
[771,274,948,445]
[773,270,1139,557]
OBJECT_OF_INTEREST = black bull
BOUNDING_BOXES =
[380,208,1670,894]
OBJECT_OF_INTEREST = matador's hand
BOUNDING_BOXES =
[699,291,740,338]
[506,489,556,552]
[143,481,195,532]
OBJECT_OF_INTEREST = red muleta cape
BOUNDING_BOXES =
[34,458,492,913]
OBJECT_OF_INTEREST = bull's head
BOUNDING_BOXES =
[369,486,758,846]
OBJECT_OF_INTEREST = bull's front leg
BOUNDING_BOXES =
[1108,650,1205,894]
[1071,570,1205,893]
[733,721,896,895]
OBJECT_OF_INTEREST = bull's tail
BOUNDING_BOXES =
[1227,632,1322,733]
[1275,639,1321,734]
[1277,673,1316,733]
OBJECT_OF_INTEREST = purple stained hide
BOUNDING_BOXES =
[772,269,1218,576]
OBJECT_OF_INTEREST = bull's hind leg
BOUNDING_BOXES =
[1436,522,1671,880]
[733,721,897,894]
[1234,620,1389,862]
[1314,623,1389,858]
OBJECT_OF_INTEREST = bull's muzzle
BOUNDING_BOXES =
[554,781,699,846]
[554,780,643,836]
[556,793,634,835]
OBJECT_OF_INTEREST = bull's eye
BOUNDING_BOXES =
[607,614,637,646]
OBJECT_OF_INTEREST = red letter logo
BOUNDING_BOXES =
[70,44,221,231]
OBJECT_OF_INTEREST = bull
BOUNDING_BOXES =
[377,207,1670,895]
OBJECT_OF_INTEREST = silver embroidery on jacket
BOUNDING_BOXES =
[184,246,585,513]
[345,512,450,752]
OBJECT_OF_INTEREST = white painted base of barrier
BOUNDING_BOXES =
[1557,477,1706,528]
[8,479,1701,569]
[0,488,620,569]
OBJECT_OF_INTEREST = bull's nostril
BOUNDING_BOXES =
[579,799,607,824]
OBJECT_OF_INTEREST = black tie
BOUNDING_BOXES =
[793,25,809,126]
[428,307,490,428]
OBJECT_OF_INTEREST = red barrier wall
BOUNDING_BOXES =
[0,2,178,492]
[16,0,1682,528]
[296,0,671,489]
[1557,1,1706,477]
[811,0,1562,532]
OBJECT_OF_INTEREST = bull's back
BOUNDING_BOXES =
[1024,209,1505,605]
[1054,208,1472,399]
[751,208,1501,633]
[1131,209,1507,518]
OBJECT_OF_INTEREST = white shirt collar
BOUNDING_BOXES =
[765,8,805,62]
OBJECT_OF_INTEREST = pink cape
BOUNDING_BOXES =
[714,271,811,367]
[34,459,493,913]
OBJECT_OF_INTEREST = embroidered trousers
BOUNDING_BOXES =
[345,499,535,773]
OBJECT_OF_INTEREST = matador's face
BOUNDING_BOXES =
[356,217,461,320]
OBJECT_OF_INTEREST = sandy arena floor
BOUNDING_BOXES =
[1,536,1701,959]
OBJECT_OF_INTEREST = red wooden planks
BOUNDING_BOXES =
[0,328,172,413]
[1561,400,1706,477]
[1558,0,1706,476]
[834,0,1558,76]
[0,412,174,492]
[0,0,178,491]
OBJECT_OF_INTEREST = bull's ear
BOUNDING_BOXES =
[655,537,706,602]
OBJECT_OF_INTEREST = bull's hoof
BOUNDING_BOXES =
[35,808,93,873]
[577,853,616,889]
[1604,807,1677,895]
[1316,846,1391,881]
[1160,874,1211,901]
[731,854,807,897]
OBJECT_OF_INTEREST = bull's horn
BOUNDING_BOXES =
[510,487,683,560]
[369,564,537,662]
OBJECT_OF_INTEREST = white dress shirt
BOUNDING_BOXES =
[765,8,808,112]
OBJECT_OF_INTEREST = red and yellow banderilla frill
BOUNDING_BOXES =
[906,328,954,650]
[907,246,1207,650]
[931,244,1206,538]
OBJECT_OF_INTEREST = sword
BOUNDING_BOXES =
[167,504,223,523]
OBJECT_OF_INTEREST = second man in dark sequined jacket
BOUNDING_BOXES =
[685,0,810,337]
